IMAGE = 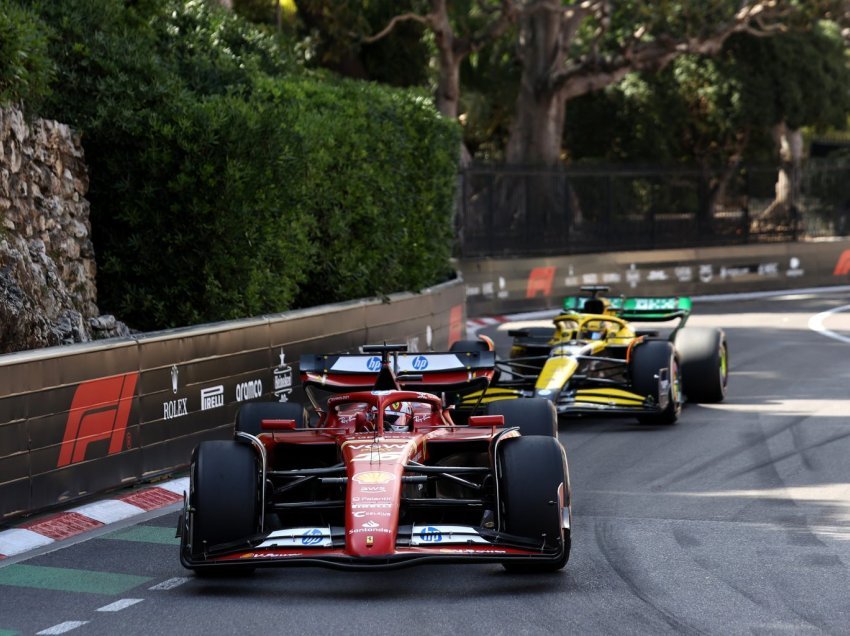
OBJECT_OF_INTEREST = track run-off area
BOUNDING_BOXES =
[2,287,850,635]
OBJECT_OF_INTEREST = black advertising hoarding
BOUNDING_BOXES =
[460,240,850,317]
[137,326,273,479]
[0,340,140,519]
[0,284,459,521]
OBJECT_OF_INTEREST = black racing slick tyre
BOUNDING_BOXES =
[487,397,557,437]
[498,436,570,572]
[450,338,502,383]
[450,339,491,353]
[235,400,308,434]
[629,340,682,425]
[511,326,556,345]
[190,440,259,559]
[674,327,728,403]
[509,326,555,365]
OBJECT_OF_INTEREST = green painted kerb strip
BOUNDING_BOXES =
[104,526,180,545]
[0,629,20,636]
[0,564,150,595]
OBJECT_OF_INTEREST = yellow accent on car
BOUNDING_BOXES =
[458,388,523,407]
[535,357,579,392]
[573,388,646,405]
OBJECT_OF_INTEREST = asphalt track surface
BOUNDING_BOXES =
[2,289,850,635]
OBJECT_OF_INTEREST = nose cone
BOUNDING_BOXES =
[343,438,416,557]
[535,356,578,394]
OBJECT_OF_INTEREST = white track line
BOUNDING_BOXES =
[37,622,88,635]
[149,577,189,591]
[96,598,143,612]
[693,285,850,302]
[808,303,850,344]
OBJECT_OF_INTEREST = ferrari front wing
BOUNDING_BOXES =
[179,519,569,571]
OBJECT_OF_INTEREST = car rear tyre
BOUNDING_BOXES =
[450,339,502,383]
[629,340,681,425]
[673,327,728,403]
[487,397,557,437]
[510,327,555,370]
[450,339,490,352]
[235,401,308,434]
[190,440,259,565]
[498,436,570,572]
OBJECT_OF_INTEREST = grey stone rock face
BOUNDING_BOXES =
[1,106,131,353]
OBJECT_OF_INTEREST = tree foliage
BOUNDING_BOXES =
[273,78,460,307]
[280,1,850,168]
[294,0,430,86]
[565,23,850,166]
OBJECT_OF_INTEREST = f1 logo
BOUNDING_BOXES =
[526,266,556,298]
[57,373,139,467]
[833,250,850,276]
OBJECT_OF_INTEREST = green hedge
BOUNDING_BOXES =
[0,1,52,109]
[269,77,460,307]
[28,0,459,330]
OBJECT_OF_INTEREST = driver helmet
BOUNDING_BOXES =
[384,401,413,432]
[581,322,608,341]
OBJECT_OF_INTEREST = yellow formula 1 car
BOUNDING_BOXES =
[457,286,728,425]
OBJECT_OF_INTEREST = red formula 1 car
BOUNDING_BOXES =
[178,344,571,573]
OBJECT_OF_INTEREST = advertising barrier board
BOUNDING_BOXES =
[0,280,464,521]
[459,240,850,317]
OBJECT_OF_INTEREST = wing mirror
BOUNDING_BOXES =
[468,415,505,427]
[261,418,298,431]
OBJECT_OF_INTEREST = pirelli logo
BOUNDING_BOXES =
[201,385,224,410]
[57,373,139,467]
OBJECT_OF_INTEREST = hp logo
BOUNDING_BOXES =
[419,526,442,543]
[412,355,429,371]
[366,356,381,372]
[301,528,323,546]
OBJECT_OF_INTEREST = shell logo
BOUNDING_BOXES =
[352,471,395,484]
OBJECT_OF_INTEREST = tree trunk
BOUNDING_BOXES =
[506,87,564,166]
[757,121,802,233]
[435,45,461,119]
[505,4,565,166]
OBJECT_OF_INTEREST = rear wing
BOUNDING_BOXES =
[562,295,692,323]
[299,350,496,394]
[617,296,691,322]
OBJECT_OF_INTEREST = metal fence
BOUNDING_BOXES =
[455,160,850,258]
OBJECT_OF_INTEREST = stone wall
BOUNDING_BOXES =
[0,106,128,353]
